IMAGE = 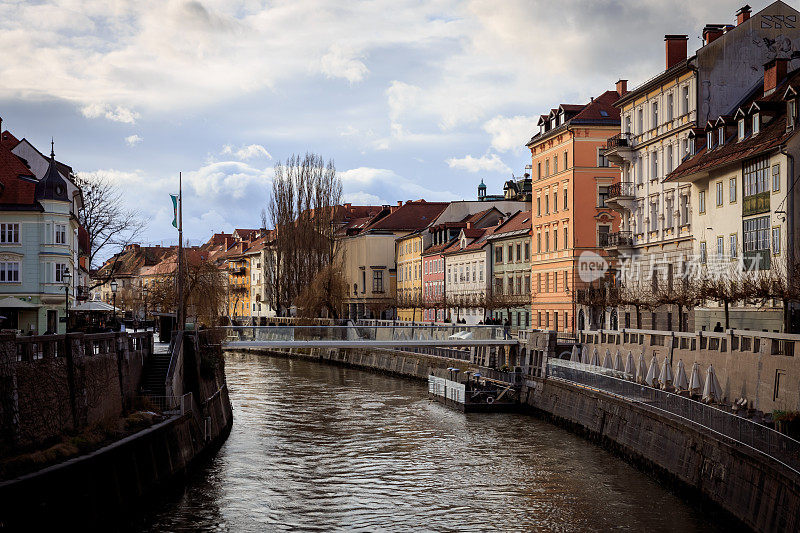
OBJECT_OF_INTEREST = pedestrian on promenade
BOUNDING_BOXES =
[503,318,510,340]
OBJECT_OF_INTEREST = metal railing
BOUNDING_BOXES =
[219,324,507,343]
[607,181,635,199]
[547,359,800,474]
[604,231,633,248]
[136,394,186,415]
[605,132,631,150]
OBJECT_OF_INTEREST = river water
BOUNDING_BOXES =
[142,352,727,532]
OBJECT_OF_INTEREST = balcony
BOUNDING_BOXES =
[605,182,636,213]
[743,192,770,216]
[602,231,634,254]
[229,266,246,275]
[602,133,634,165]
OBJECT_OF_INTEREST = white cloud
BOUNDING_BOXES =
[339,166,459,202]
[483,115,536,153]
[124,134,143,146]
[81,103,140,124]
[343,191,383,205]
[221,144,272,160]
[446,153,510,173]
[320,44,369,83]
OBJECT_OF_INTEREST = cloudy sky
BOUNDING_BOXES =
[0,0,750,250]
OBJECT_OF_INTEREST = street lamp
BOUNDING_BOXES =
[142,285,149,326]
[110,280,118,327]
[63,267,71,333]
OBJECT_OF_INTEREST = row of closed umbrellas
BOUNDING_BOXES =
[570,345,722,403]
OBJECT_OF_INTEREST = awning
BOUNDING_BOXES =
[70,301,120,312]
[0,297,40,309]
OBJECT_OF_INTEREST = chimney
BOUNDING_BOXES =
[764,57,789,95]
[736,5,751,25]
[615,79,628,97]
[466,222,472,229]
[665,35,688,69]
[397,201,402,207]
[703,25,724,45]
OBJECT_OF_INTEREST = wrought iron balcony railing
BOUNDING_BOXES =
[604,231,633,248]
[607,181,635,200]
[605,132,631,150]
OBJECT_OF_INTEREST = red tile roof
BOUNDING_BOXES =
[0,130,20,151]
[443,226,496,256]
[365,200,448,231]
[528,90,620,146]
[0,142,37,206]
[491,210,532,236]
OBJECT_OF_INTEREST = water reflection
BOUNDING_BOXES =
[142,352,727,532]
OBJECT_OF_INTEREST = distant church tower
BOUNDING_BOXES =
[477,179,486,201]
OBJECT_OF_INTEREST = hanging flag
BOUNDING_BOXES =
[171,194,179,228]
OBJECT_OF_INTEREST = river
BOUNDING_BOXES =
[141,352,728,532]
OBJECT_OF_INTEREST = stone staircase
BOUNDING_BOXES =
[140,346,172,397]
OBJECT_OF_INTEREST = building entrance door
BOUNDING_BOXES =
[47,310,57,333]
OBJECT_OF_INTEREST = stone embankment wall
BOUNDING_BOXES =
[579,329,800,413]
[0,333,233,531]
[522,376,800,532]
[0,331,152,449]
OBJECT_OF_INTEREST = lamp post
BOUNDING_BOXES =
[110,280,118,327]
[63,267,71,333]
[143,285,149,324]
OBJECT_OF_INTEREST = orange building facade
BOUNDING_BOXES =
[527,87,622,333]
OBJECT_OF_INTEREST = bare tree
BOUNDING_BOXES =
[74,173,147,275]
[265,154,342,316]
[296,263,347,319]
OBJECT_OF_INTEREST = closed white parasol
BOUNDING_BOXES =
[674,360,689,391]
[689,362,703,394]
[570,345,580,362]
[624,350,636,380]
[614,349,624,372]
[703,364,722,403]
[645,353,660,387]
[659,356,674,389]
[637,351,648,384]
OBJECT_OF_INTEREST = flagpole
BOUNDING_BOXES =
[177,171,184,331]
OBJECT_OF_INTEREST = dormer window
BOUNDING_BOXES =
[706,131,713,150]
[718,127,725,146]
[788,99,797,130]
[753,113,760,135]
[689,136,695,156]
[738,119,745,140]
[550,117,556,129]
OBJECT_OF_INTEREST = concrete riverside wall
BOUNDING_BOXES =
[579,329,800,413]
[0,363,233,531]
[523,377,800,533]
[226,345,470,383]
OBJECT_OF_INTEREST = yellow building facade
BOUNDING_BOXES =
[396,232,424,321]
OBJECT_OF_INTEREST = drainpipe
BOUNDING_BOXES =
[780,144,795,332]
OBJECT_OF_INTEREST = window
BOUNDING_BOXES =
[598,148,609,167]
[544,232,549,252]
[537,233,541,253]
[0,223,19,244]
[545,272,549,292]
[743,216,770,255]
[495,246,503,263]
[652,101,658,127]
[717,236,724,259]
[789,99,797,128]
[507,244,513,262]
[516,243,521,262]
[553,190,558,212]
[553,228,558,251]
[0,261,19,283]
[730,234,738,259]
[55,224,67,245]
[545,160,550,176]
[563,187,568,210]
[537,162,541,179]
[479,264,484,282]
[753,113,760,135]
[372,270,384,293]
[55,263,68,283]
[553,155,558,174]
[636,157,643,184]
[706,131,713,150]
[598,186,610,207]
[666,145,673,173]
[773,164,781,192]
[637,108,643,133]
[738,119,745,140]
[698,190,706,214]
[563,227,568,249]
[563,151,568,170]
[545,194,549,214]
[598,225,610,246]
[699,242,707,263]
[730,178,737,203]
[537,197,541,216]
[682,85,689,115]
[524,242,530,261]
[716,182,723,207]
[667,93,674,121]
[773,226,781,255]
[524,275,530,294]
[651,150,658,179]
[537,273,541,292]
[563,270,568,291]
[744,156,769,196]
[718,127,725,146]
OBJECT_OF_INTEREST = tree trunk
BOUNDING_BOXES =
[724,300,730,329]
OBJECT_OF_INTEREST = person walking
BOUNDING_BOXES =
[503,318,511,340]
